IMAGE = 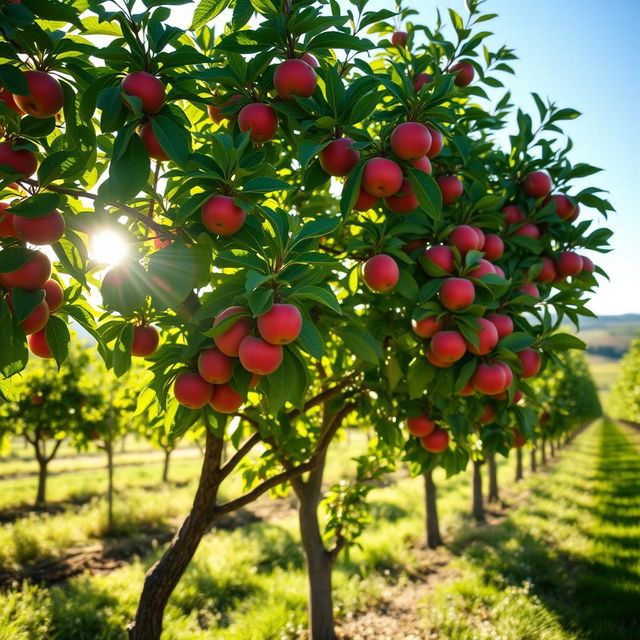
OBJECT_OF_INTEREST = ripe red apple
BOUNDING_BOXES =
[511,429,526,448]
[426,349,454,368]
[8,296,49,334]
[213,306,253,357]
[13,71,64,118]
[238,335,283,375]
[391,31,408,47]
[472,362,507,395]
[513,390,524,404]
[208,94,243,124]
[198,347,233,383]
[421,428,449,453]
[257,303,302,345]
[448,225,482,254]
[121,71,165,114]
[493,265,506,278]
[514,222,540,239]
[210,383,244,414]
[361,158,403,197]
[384,178,418,214]
[426,127,443,158]
[390,122,432,161]
[466,317,499,355]
[201,195,245,236]
[439,277,474,311]
[0,202,17,238]
[479,405,496,425]
[519,283,540,299]
[581,256,595,274]
[468,258,495,279]
[423,245,455,274]
[522,171,552,198]
[456,380,475,396]
[406,414,435,437]
[451,61,474,87]
[0,87,23,113]
[413,156,432,174]
[274,59,317,100]
[42,279,63,312]
[482,234,504,261]
[238,103,278,142]
[411,315,443,338]
[430,330,466,362]
[486,313,513,339]
[517,348,541,378]
[319,138,359,176]
[0,141,38,179]
[300,52,319,68]
[540,411,551,426]
[547,194,577,221]
[140,122,169,161]
[363,254,399,292]
[353,188,379,211]
[412,73,432,93]
[535,255,557,283]
[3,250,51,289]
[28,329,53,358]
[402,238,426,253]
[436,175,463,206]
[131,325,159,357]
[555,251,583,277]
[173,372,213,409]
[501,204,525,225]
[14,210,65,245]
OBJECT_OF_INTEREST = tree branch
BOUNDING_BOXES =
[218,431,262,481]
[287,374,358,420]
[46,438,62,463]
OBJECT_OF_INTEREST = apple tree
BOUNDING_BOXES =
[610,335,640,428]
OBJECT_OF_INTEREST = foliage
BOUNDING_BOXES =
[609,333,640,424]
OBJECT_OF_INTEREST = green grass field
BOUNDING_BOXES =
[0,419,638,639]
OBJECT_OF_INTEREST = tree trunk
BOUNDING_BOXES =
[487,453,499,503]
[541,438,547,465]
[106,442,114,532]
[471,460,485,522]
[550,440,555,457]
[424,469,442,548]
[294,453,336,640]
[515,447,523,481]
[128,428,223,640]
[530,447,537,472]
[162,448,172,483]
[35,456,48,506]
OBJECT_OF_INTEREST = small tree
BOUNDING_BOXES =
[610,334,640,426]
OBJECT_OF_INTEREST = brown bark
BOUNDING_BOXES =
[541,438,547,465]
[424,469,442,548]
[161,448,172,483]
[487,453,499,503]
[515,447,523,481]
[471,460,485,522]
[530,447,537,472]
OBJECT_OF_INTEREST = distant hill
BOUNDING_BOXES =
[575,314,640,360]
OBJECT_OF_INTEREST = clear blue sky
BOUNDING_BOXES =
[391,0,640,316]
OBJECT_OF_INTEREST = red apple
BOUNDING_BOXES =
[436,175,463,205]
[361,158,403,197]
[482,234,504,261]
[406,414,435,437]
[0,87,23,113]
[0,141,38,179]
[173,372,213,409]
[213,306,253,357]
[456,380,475,396]
[479,405,496,425]
[486,313,513,339]
[257,303,302,345]
[28,329,53,358]
[238,103,278,142]
[421,428,449,452]
[501,205,525,226]
[581,256,595,274]
[513,222,540,239]
[468,258,495,279]
[8,296,49,334]
[517,348,541,378]
[413,156,432,174]
[412,315,443,338]
[238,335,283,375]
[384,178,418,214]
[555,251,583,277]
[300,52,319,68]
[402,238,426,253]
[522,171,552,198]
[208,94,243,124]
[466,317,499,355]
[493,265,506,278]
[547,194,577,221]
[535,255,557,283]
[210,383,244,414]
[426,127,443,157]
[519,283,540,299]
[448,225,482,254]
[14,210,65,245]
[439,277,474,311]
[131,325,159,357]
[3,250,51,289]
[121,71,165,114]
[274,59,317,100]
[13,71,63,119]
[140,122,169,161]
[390,122,432,161]
[201,195,245,236]
[423,245,455,274]
[430,330,466,362]
[511,428,526,448]
[42,279,63,312]
[426,349,454,368]
[363,254,399,292]
[391,31,408,47]
[319,138,359,176]
[412,73,432,93]
[451,61,474,87]
[472,362,507,395]
[353,187,379,211]
[0,202,17,238]
[198,347,233,383]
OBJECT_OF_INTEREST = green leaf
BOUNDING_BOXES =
[191,0,232,29]
[10,288,44,324]
[45,315,70,367]
[407,168,442,220]
[340,162,364,216]
[0,247,35,273]
[106,133,150,201]
[232,0,253,27]
[113,323,133,377]
[242,176,293,193]
[0,299,27,378]
[7,193,62,218]
[290,285,342,315]
[148,243,197,311]
[290,216,340,249]
[0,64,28,94]
[542,333,586,352]
[296,317,324,359]
[151,115,191,164]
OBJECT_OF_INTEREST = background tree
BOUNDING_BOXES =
[610,335,640,427]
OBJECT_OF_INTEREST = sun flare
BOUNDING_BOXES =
[90,230,129,267]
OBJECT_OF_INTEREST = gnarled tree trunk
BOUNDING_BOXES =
[486,453,499,503]
[515,447,523,481]
[424,469,442,548]
[471,460,485,522]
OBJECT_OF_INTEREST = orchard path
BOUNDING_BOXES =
[337,419,640,640]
